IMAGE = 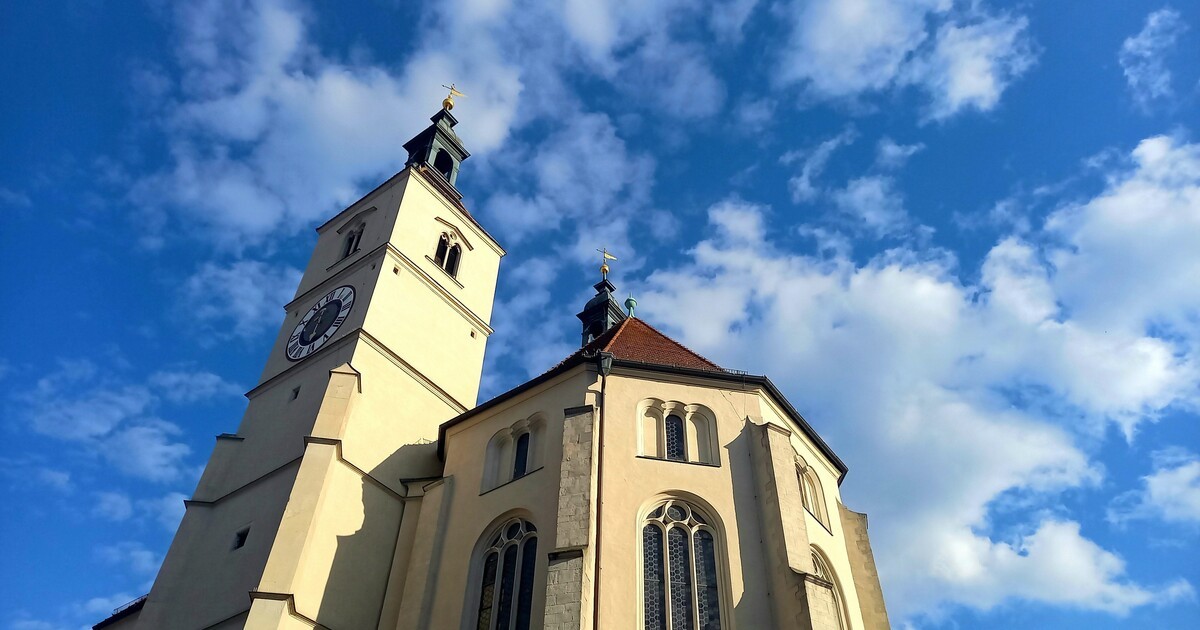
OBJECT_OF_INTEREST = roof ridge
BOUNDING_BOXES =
[626,318,721,369]
[601,317,633,351]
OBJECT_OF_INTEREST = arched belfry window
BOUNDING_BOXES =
[638,400,718,465]
[341,223,364,260]
[433,232,463,279]
[642,499,725,630]
[446,243,462,276]
[796,454,830,530]
[433,148,455,182]
[473,518,538,630]
[435,233,450,266]
[811,547,849,630]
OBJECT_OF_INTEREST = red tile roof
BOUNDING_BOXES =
[560,317,724,372]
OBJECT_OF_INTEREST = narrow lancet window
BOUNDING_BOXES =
[513,432,530,479]
[665,415,686,461]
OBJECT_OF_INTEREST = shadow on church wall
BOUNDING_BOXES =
[317,440,439,629]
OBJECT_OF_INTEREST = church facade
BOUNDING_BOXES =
[96,102,890,630]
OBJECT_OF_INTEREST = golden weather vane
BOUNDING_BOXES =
[597,247,617,279]
[441,83,466,110]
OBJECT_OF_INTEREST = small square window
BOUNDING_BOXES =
[232,527,250,550]
[470,330,477,338]
[393,266,400,275]
[290,386,301,401]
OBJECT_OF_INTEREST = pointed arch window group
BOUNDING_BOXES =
[474,518,538,630]
[641,499,725,630]
[434,232,462,278]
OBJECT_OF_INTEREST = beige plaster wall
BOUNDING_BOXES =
[394,369,596,630]
[135,462,297,629]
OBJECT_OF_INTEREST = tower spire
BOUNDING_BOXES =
[577,248,627,346]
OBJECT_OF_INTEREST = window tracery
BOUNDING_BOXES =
[473,518,538,630]
[641,500,725,630]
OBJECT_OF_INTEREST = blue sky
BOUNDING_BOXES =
[2,0,1199,628]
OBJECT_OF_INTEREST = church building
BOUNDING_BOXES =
[95,94,890,630]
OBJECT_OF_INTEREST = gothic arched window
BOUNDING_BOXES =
[796,455,830,530]
[642,500,724,630]
[446,243,462,277]
[341,223,364,260]
[433,232,463,279]
[811,547,848,630]
[434,233,450,266]
[474,518,538,630]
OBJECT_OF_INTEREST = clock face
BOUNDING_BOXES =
[287,285,356,361]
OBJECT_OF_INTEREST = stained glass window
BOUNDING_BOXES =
[665,415,686,461]
[694,531,721,630]
[474,518,538,630]
[642,500,724,629]
[643,526,667,630]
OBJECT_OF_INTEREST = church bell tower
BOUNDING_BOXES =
[130,94,505,630]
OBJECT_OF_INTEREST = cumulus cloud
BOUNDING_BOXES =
[128,0,745,248]
[1119,8,1188,112]
[639,133,1200,616]
[181,260,301,339]
[830,175,910,236]
[903,13,1036,121]
[776,0,1035,119]
[1110,448,1200,526]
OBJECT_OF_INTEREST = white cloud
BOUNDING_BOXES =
[639,134,1200,616]
[35,468,73,493]
[139,492,188,532]
[96,541,162,575]
[875,137,925,169]
[18,361,195,483]
[483,112,652,252]
[830,175,910,236]
[103,422,192,483]
[781,127,857,203]
[904,13,1036,121]
[149,369,243,403]
[1110,449,1200,526]
[0,186,33,208]
[776,0,1035,119]
[93,491,135,521]
[1119,8,1188,112]
[181,260,301,339]
[132,0,523,247]
[25,360,153,441]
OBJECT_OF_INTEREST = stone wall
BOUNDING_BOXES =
[543,405,597,630]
